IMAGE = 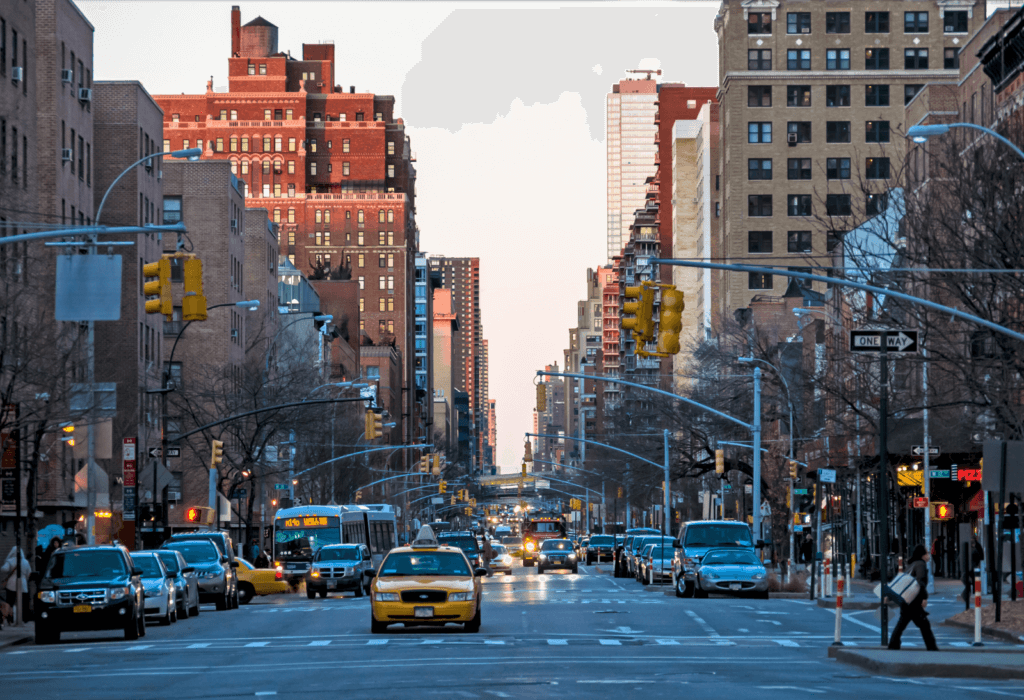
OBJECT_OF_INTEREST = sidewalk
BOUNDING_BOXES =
[944,599,1024,644]
[827,646,1024,679]
[0,621,33,649]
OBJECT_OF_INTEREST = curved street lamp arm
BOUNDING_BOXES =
[526,432,663,470]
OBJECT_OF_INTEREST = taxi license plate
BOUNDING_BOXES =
[414,606,434,618]
[73,604,92,613]
[729,584,741,591]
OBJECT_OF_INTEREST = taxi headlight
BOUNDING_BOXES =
[38,591,55,603]
[448,592,473,602]
[376,592,400,602]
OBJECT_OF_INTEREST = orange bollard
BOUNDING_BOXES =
[832,578,844,646]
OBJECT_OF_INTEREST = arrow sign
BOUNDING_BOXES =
[148,447,181,458]
[849,329,920,353]
[912,445,940,457]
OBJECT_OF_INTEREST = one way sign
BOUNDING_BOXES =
[148,447,181,458]
[849,329,919,353]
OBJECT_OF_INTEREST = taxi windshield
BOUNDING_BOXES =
[379,552,471,576]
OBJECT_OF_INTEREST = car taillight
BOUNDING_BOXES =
[275,565,283,580]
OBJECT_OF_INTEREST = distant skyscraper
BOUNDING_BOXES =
[606,75,658,262]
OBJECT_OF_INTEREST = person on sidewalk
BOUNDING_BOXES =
[0,546,32,626]
[961,535,985,609]
[887,544,939,651]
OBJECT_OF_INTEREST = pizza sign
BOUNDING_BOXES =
[957,468,982,481]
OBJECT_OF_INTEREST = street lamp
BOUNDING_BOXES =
[95,148,203,226]
[907,122,1024,162]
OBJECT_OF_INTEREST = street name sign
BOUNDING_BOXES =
[849,329,919,353]
[929,470,950,479]
[274,483,289,490]
[148,447,181,458]
[793,488,809,495]
[912,445,940,457]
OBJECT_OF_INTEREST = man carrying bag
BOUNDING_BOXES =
[881,544,939,650]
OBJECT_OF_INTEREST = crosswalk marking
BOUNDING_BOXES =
[655,639,679,645]
[773,640,800,647]
[484,640,505,645]
[187,643,211,649]
[547,639,568,645]
[366,639,387,646]
[598,639,622,646]
[308,640,331,646]
[245,641,270,647]
[126,645,152,651]
[64,648,86,653]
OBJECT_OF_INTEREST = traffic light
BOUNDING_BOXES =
[617,486,624,498]
[798,492,814,513]
[450,494,456,505]
[355,490,363,502]
[439,480,447,493]
[419,455,430,472]
[210,439,225,471]
[464,507,472,516]
[60,423,75,447]
[789,461,799,481]
[536,383,546,413]
[142,257,173,319]
[930,502,953,520]
[432,454,440,476]
[181,256,208,322]
[655,286,685,355]
[621,282,656,343]
[522,462,528,477]
[372,412,384,438]
[715,449,725,476]
[365,410,376,440]
[523,439,533,463]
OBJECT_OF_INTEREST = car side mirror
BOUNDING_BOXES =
[474,568,488,577]
[363,569,377,579]
[182,566,195,574]
[131,567,144,577]
[221,556,229,564]
[755,540,765,550]
[230,561,240,568]
[167,573,176,579]
[672,539,682,549]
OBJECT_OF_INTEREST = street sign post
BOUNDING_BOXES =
[912,445,940,457]
[849,329,920,353]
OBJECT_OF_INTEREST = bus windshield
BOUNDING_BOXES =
[274,516,342,559]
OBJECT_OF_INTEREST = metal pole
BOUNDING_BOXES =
[879,331,891,646]
[752,367,762,549]
[855,399,862,579]
[996,440,1007,622]
[287,430,296,501]
[923,348,933,594]
[625,463,631,530]
[160,368,169,538]
[602,480,606,535]
[663,428,670,537]
[86,318,96,546]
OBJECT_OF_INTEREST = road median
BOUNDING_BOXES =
[827,646,1024,679]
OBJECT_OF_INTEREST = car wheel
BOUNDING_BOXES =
[122,610,140,641]
[306,588,317,600]
[138,608,147,637]
[586,555,593,565]
[162,601,174,626]
[179,597,190,619]
[238,583,255,605]
[694,580,708,599]
[231,589,240,609]
[537,566,544,574]
[572,566,579,574]
[190,593,200,617]
[319,590,329,598]
[169,597,178,623]
[758,590,770,600]
[371,615,388,634]
[354,583,365,598]
[465,605,481,633]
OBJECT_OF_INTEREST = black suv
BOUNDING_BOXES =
[436,531,483,570]
[35,545,146,644]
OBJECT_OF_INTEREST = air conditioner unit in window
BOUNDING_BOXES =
[78,87,92,102]
[61,68,74,83]
[230,218,238,231]
[787,132,799,144]
[945,26,955,32]
[801,27,810,33]
[231,329,239,338]
[11,66,23,83]
[62,148,73,162]
[167,491,182,502]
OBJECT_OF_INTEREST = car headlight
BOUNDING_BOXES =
[752,573,765,580]
[109,586,130,601]
[38,591,55,603]
[376,592,400,602]
[201,567,225,579]
[311,570,320,578]
[525,541,536,551]
[568,553,576,560]
[502,555,512,564]
[538,554,547,561]
[448,592,473,602]
[704,571,718,580]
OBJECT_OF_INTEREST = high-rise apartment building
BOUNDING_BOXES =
[606,76,658,262]
[715,0,983,315]
[153,6,427,446]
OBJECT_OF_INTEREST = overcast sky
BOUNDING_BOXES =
[81,0,720,471]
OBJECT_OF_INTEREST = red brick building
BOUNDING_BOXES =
[152,6,425,447]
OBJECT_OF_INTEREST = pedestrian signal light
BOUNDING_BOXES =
[210,439,225,471]
[142,257,173,319]
[930,502,953,520]
[536,383,546,413]
[186,506,200,522]
[621,282,656,343]
[182,257,208,321]
[715,449,725,476]
[656,286,685,355]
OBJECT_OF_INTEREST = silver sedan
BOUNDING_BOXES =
[694,548,769,598]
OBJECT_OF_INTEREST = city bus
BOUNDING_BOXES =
[273,504,397,581]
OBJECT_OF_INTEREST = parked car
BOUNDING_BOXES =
[154,548,199,619]
[34,545,146,644]
[488,544,514,575]
[304,544,372,599]
[585,535,615,564]
[132,551,178,625]
[536,539,578,574]
[613,528,660,577]
[628,535,674,578]
[161,539,233,610]
[672,520,759,598]
[639,544,675,584]
[693,548,769,598]
[165,530,239,608]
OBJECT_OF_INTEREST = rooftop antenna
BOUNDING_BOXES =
[626,69,662,80]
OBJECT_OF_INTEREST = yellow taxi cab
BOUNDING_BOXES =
[235,558,289,604]
[366,526,486,633]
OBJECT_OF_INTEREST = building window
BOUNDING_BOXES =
[387,253,394,268]
[288,208,295,223]
[865,84,890,106]
[248,63,255,75]
[825,121,851,143]
[324,210,330,223]
[748,158,773,180]
[163,196,182,224]
[378,232,386,245]
[748,122,772,143]
[315,209,322,223]
[748,194,773,217]
[905,84,924,105]
[264,109,272,120]
[824,85,850,107]
[865,11,889,33]
[259,63,267,75]
[866,192,888,215]
[378,209,385,223]
[865,48,890,70]
[358,276,364,289]
[387,164,395,178]
[263,137,271,151]
[357,231,364,245]
[230,110,237,120]
[787,12,811,34]
[865,120,890,143]
[355,112,364,121]
[748,272,773,290]
[748,50,772,71]
[241,137,249,151]
[787,85,811,107]
[387,275,394,291]
[387,141,396,155]
[826,157,851,180]
[229,136,237,152]
[358,210,364,224]
[215,138,224,152]
[826,49,851,70]
[288,137,296,152]
[748,85,772,107]
[944,47,960,70]
[905,48,929,69]
[387,209,394,223]
[379,276,386,290]
[358,253,365,268]
[787,194,812,217]
[788,49,811,70]
[287,160,295,174]
[826,194,852,216]
[787,230,812,253]
[826,12,850,34]
[343,162,350,176]
[945,11,968,33]
[378,253,385,267]
[787,122,812,143]
[748,12,772,34]
[343,138,350,153]
[787,158,811,180]
[748,230,773,253]
[240,160,248,174]
[378,297,385,312]
[827,230,845,252]
[865,157,891,179]
[388,232,394,245]
[310,162,317,176]
[904,11,929,33]
[220,109,227,121]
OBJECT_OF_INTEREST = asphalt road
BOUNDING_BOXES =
[1,562,1021,700]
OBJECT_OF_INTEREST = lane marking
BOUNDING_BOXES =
[598,639,622,646]
[548,639,568,645]
[579,680,653,684]
[758,687,824,694]
[655,639,679,645]
[64,648,87,653]
[126,645,152,651]
[254,693,277,697]
[307,640,331,646]
[245,641,270,647]
[366,639,387,646]
[186,643,211,649]
[685,609,721,638]
[484,640,505,645]
[841,612,881,633]
[758,620,783,626]
[773,640,800,647]
[484,692,511,698]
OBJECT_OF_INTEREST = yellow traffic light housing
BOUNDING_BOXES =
[210,439,225,471]
[536,383,546,413]
[372,412,384,438]
[365,410,377,440]
[450,494,456,505]
[439,480,447,493]
[523,440,533,463]
[789,461,799,481]
[419,455,429,472]
[182,256,208,321]
[355,490,363,502]
[621,282,656,343]
[432,453,440,476]
[715,449,725,476]
[930,502,953,520]
[656,286,685,355]
[143,257,173,319]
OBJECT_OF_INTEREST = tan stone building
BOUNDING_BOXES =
[714,0,983,316]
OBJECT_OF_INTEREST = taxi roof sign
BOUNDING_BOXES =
[411,524,439,548]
